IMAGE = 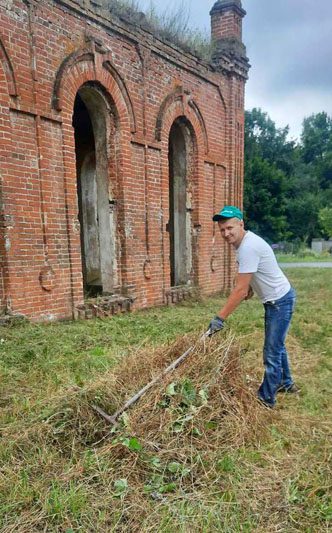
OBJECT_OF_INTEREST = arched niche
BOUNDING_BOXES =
[168,117,197,287]
[72,82,120,295]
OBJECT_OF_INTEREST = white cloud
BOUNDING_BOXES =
[138,0,332,139]
[246,86,332,140]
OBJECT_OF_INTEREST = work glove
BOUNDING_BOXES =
[208,315,225,336]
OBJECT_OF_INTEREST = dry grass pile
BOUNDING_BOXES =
[43,332,272,452]
[1,332,274,531]
[110,331,270,443]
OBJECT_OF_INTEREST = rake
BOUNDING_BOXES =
[92,329,211,426]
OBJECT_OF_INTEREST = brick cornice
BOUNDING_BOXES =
[213,53,250,81]
[210,1,246,18]
[53,0,242,82]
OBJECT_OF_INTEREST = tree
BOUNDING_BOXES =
[319,207,332,238]
[244,109,294,242]
[245,156,289,242]
[284,156,322,243]
[285,192,322,244]
[244,109,332,245]
[245,108,295,176]
[301,112,332,191]
[301,112,332,165]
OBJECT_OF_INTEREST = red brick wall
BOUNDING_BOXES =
[0,0,247,320]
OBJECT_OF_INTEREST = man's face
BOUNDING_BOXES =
[218,218,245,248]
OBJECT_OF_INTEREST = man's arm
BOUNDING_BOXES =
[218,273,253,320]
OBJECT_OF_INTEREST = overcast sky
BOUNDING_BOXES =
[139,0,332,141]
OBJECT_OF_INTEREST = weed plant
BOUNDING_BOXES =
[109,0,214,60]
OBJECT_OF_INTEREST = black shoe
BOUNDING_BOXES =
[277,383,301,394]
[257,396,274,409]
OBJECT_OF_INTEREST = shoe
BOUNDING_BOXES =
[257,396,274,409]
[277,383,301,394]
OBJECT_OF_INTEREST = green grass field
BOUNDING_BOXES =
[0,269,331,532]
[275,252,332,263]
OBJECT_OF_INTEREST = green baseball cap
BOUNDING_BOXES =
[212,205,243,222]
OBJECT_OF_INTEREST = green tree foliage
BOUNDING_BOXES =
[244,109,332,244]
[319,207,332,238]
[301,112,332,165]
[244,108,294,242]
[245,155,289,242]
[301,112,332,191]
[245,108,295,176]
[287,112,332,242]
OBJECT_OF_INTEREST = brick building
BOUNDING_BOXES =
[0,0,249,321]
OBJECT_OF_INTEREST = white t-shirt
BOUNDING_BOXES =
[236,231,290,303]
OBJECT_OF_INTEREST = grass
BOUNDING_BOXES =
[0,268,331,531]
[275,250,332,263]
[108,0,214,60]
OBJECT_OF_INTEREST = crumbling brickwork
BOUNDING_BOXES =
[0,0,249,320]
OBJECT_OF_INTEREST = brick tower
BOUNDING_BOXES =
[210,0,246,39]
[210,0,249,207]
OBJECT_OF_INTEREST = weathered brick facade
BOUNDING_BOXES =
[0,0,249,321]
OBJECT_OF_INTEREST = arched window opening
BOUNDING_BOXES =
[168,118,195,287]
[72,84,119,296]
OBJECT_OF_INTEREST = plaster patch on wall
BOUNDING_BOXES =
[4,236,10,251]
[39,265,57,292]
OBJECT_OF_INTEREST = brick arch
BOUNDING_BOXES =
[52,51,135,132]
[155,88,209,155]
[0,36,18,97]
[158,97,209,293]
[54,54,135,311]
[102,60,136,133]
[52,50,94,111]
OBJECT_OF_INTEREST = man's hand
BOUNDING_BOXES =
[208,315,225,336]
[244,286,254,300]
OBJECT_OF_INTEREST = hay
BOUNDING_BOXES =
[1,332,274,531]
[107,332,269,445]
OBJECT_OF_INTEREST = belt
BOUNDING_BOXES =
[265,290,292,306]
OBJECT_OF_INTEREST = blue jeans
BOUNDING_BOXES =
[258,287,296,406]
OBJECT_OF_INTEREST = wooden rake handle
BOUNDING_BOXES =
[92,330,211,426]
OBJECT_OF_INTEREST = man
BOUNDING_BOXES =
[209,205,298,408]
